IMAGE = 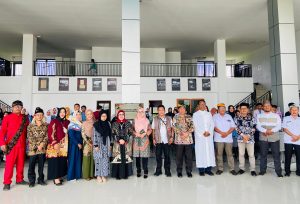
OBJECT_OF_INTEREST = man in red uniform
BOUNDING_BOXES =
[0,100,29,191]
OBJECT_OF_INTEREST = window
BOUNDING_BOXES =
[196,61,216,77]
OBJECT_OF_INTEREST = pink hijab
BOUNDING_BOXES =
[134,107,149,132]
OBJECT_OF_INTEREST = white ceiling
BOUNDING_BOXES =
[0,0,299,60]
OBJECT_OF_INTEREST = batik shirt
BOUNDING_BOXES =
[234,114,256,144]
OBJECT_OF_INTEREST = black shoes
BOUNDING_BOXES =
[187,172,193,178]
[3,184,10,191]
[206,171,214,176]
[199,172,205,176]
[29,183,35,188]
[238,169,245,175]
[165,172,172,177]
[258,172,265,176]
[216,170,223,175]
[285,172,290,177]
[251,171,257,176]
[144,175,148,179]
[177,173,183,178]
[137,172,141,177]
[16,180,29,185]
[230,170,237,176]
[38,180,47,186]
[154,171,162,176]
[277,174,283,178]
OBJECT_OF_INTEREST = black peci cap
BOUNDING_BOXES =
[12,100,23,107]
[34,107,44,114]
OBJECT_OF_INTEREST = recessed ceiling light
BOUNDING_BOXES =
[36,35,41,38]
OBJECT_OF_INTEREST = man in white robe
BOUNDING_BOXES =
[193,99,215,176]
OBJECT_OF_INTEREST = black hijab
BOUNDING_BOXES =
[56,107,67,122]
[94,111,111,145]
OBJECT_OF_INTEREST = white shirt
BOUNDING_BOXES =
[282,116,300,145]
[213,113,236,143]
[253,109,264,121]
[151,117,170,144]
[256,112,281,133]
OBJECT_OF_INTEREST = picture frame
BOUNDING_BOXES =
[77,78,87,91]
[38,77,49,91]
[59,78,69,91]
[157,79,166,91]
[188,78,197,91]
[92,78,102,91]
[202,79,211,91]
[172,78,180,91]
[107,78,117,91]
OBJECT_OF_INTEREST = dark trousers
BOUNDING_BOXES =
[136,157,148,174]
[176,144,193,173]
[155,143,171,173]
[284,143,300,175]
[259,140,282,175]
[28,154,46,184]
[198,167,212,173]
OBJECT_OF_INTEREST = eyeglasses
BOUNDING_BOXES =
[119,113,125,116]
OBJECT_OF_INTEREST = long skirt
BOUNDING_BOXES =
[82,155,94,179]
[111,144,133,179]
[47,157,68,180]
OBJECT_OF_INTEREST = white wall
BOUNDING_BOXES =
[166,51,181,63]
[75,50,92,62]
[92,47,121,62]
[141,48,165,63]
[296,30,300,87]
[238,45,271,90]
[0,76,253,115]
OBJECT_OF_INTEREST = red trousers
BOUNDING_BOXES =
[3,147,25,185]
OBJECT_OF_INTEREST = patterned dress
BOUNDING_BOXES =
[93,128,111,177]
[111,121,133,179]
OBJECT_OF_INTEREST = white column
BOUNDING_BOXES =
[214,39,228,105]
[268,0,299,112]
[21,34,36,112]
[122,0,140,103]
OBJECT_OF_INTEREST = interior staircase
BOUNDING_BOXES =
[0,100,12,112]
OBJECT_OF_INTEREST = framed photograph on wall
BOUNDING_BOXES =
[59,78,69,91]
[92,78,102,91]
[172,78,180,91]
[157,79,166,91]
[107,78,117,91]
[77,78,87,91]
[188,79,197,91]
[202,79,211,91]
[38,77,49,91]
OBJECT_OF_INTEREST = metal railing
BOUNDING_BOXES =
[33,61,218,77]
[0,100,12,112]
[234,90,272,110]
[34,61,122,76]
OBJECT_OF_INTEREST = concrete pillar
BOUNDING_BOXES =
[214,39,228,105]
[268,0,299,112]
[21,34,36,112]
[122,0,140,103]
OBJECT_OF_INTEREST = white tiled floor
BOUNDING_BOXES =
[0,158,299,204]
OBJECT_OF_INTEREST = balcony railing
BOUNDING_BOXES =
[1,61,252,78]
[33,61,220,77]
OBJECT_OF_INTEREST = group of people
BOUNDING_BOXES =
[0,99,299,191]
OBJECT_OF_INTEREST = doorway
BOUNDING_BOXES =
[96,101,111,121]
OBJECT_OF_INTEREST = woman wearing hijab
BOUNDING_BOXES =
[132,106,152,178]
[67,112,83,181]
[81,109,95,180]
[227,105,238,159]
[111,110,133,179]
[46,107,70,186]
[93,111,112,183]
